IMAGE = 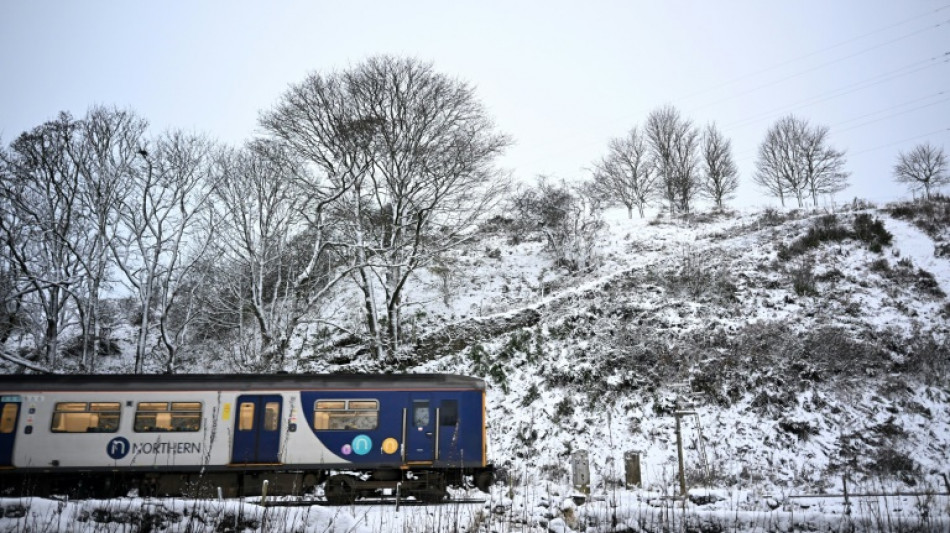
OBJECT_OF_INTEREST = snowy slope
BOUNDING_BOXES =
[416,203,950,497]
[3,201,949,532]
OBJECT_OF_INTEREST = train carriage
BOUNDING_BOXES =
[0,373,494,503]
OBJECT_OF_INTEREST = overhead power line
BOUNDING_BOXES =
[723,53,950,130]
[686,18,950,114]
[850,127,950,156]
[675,4,950,103]
[835,95,950,134]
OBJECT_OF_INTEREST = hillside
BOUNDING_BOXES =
[2,198,949,531]
[397,199,950,499]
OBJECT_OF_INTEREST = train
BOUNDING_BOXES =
[0,373,494,503]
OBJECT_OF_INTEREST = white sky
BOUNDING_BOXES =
[1,1,948,208]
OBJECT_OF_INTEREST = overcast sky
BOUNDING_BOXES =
[1,1,947,208]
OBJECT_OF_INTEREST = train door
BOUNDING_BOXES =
[0,396,21,467]
[436,398,461,463]
[406,395,435,462]
[231,395,282,464]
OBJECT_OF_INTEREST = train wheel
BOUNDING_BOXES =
[415,472,447,503]
[475,470,494,493]
[324,475,357,505]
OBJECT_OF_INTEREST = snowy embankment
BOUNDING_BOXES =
[884,217,950,296]
[4,486,950,532]
[3,205,948,532]
[0,494,486,532]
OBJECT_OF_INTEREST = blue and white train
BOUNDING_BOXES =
[0,373,494,503]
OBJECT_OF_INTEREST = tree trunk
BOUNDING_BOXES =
[357,266,384,360]
[44,317,58,367]
[135,286,151,374]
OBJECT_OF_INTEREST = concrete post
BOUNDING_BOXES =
[571,450,590,494]
[624,450,642,488]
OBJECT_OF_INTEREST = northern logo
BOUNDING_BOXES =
[107,436,130,460]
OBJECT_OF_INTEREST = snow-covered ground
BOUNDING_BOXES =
[3,202,949,532]
[3,484,949,532]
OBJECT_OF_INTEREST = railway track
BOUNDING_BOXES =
[257,497,488,507]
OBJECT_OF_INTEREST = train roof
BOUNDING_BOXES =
[0,373,486,392]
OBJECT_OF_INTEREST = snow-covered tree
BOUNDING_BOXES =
[592,126,657,218]
[261,55,510,360]
[699,123,739,210]
[645,105,700,216]
[754,115,848,207]
[893,143,948,200]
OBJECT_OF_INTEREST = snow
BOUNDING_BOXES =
[884,217,950,297]
[4,203,950,531]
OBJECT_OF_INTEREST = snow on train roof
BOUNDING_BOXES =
[0,373,486,392]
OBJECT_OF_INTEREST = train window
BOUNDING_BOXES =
[439,400,458,426]
[313,399,378,430]
[1,404,17,433]
[51,402,120,433]
[134,402,202,432]
[238,402,255,431]
[263,402,279,431]
[413,400,430,427]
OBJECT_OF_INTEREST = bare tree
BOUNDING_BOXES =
[263,55,510,360]
[592,126,657,218]
[754,115,848,207]
[538,178,604,271]
[753,118,800,207]
[671,126,701,215]
[206,140,354,370]
[700,123,739,210]
[260,64,383,358]
[893,143,948,200]
[644,105,699,215]
[110,131,217,373]
[0,114,84,369]
[72,106,147,370]
[800,123,849,206]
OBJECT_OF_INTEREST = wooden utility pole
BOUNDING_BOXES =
[675,413,687,497]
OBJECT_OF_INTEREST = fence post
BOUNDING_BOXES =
[842,475,850,516]
[571,450,590,495]
[624,450,642,488]
[675,414,687,497]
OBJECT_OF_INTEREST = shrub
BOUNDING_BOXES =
[489,363,509,393]
[789,257,817,296]
[914,268,946,298]
[778,215,850,260]
[868,258,890,273]
[469,343,489,375]
[852,213,893,252]
[62,335,122,359]
[868,447,918,478]
[521,383,540,406]
[555,396,574,419]
[778,419,818,441]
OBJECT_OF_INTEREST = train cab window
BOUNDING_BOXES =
[1,404,18,433]
[413,400,430,427]
[313,399,378,430]
[134,401,202,432]
[263,402,279,431]
[439,400,459,426]
[238,402,255,431]
[51,402,120,433]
